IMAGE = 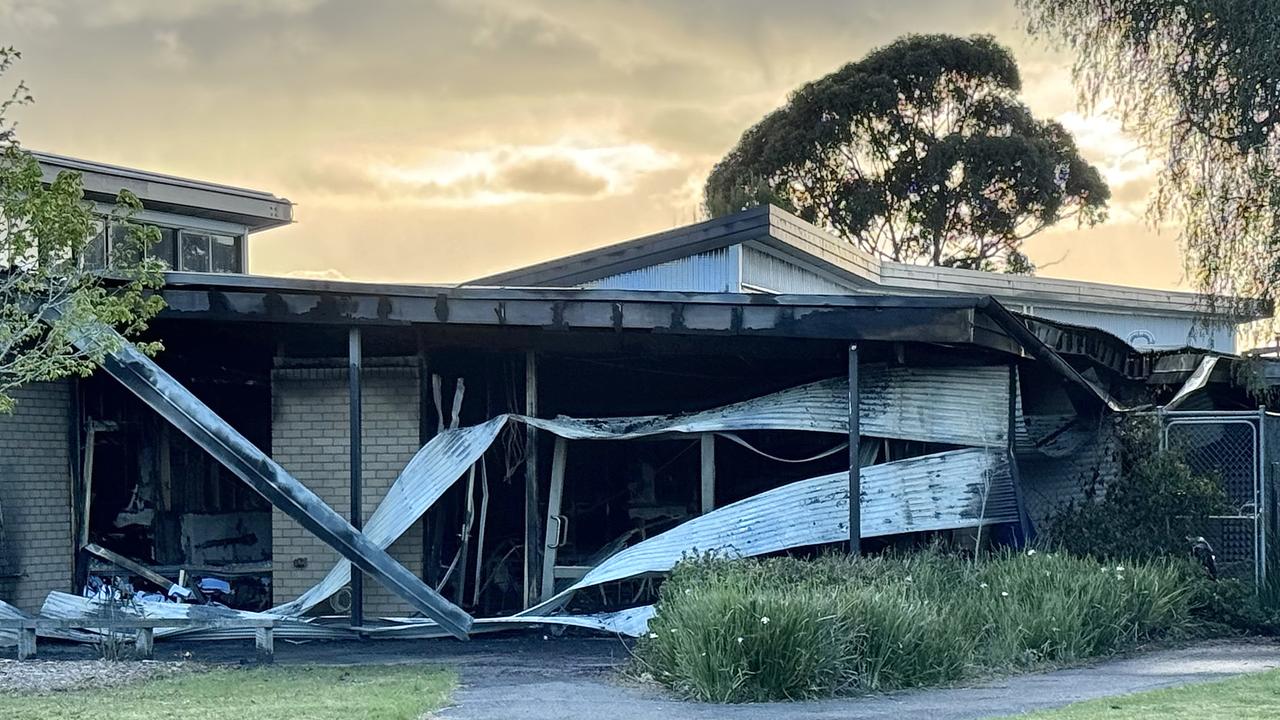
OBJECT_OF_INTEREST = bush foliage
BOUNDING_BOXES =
[1044,416,1227,559]
[634,551,1202,702]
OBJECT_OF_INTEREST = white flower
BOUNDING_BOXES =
[980,583,989,588]
[1115,566,1125,572]
[670,628,678,633]
[737,637,744,644]
[1026,549,1037,556]
[760,616,770,625]
[648,633,658,639]
[1001,591,1010,597]
[1117,575,1125,581]
[905,575,913,583]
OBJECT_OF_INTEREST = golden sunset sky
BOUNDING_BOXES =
[2,0,1183,288]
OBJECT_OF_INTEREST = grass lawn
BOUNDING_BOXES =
[0,664,456,720]
[1019,668,1280,719]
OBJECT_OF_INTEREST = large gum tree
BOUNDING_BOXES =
[705,34,1110,273]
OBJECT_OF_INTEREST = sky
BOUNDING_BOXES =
[0,0,1184,289]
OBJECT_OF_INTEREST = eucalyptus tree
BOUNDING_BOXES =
[705,34,1109,273]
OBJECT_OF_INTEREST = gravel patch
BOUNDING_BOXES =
[0,659,197,695]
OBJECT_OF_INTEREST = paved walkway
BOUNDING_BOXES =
[34,632,1280,719]
[434,637,1280,720]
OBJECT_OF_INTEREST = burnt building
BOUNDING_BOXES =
[1,155,1273,641]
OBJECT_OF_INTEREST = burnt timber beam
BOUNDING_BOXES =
[157,286,1010,350]
[81,329,474,639]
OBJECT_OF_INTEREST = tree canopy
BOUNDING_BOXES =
[1019,0,1280,312]
[0,47,164,413]
[704,34,1110,272]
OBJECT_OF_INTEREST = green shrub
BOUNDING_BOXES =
[1045,416,1227,560]
[634,550,1203,702]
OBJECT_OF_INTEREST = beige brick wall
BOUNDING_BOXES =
[0,382,73,612]
[270,365,424,617]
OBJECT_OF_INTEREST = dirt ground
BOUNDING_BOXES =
[0,658,194,694]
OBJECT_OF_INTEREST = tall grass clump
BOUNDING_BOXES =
[633,550,1203,702]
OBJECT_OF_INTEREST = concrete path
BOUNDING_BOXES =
[436,637,1280,720]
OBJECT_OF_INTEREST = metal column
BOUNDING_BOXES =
[848,344,860,554]
[348,327,363,629]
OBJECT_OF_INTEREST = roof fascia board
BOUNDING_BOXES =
[879,262,1217,317]
[757,205,1259,320]
[35,151,293,231]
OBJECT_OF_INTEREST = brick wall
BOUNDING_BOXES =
[270,365,424,617]
[0,382,73,612]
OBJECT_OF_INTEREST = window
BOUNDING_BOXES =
[148,227,178,268]
[109,222,144,267]
[82,218,107,270]
[210,234,242,273]
[179,230,212,272]
[82,219,243,273]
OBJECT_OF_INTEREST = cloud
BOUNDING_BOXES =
[82,0,326,27]
[493,155,607,195]
[289,143,676,208]
[152,30,189,69]
[6,0,1185,290]
[0,1,58,30]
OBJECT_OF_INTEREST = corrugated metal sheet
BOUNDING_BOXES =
[740,245,856,294]
[528,364,1009,448]
[0,598,27,647]
[272,365,1009,616]
[524,447,1015,615]
[38,592,352,641]
[270,417,508,618]
[582,247,738,292]
[364,606,657,639]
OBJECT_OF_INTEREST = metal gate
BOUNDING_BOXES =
[1161,410,1267,588]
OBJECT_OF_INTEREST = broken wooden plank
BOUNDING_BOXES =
[84,544,192,600]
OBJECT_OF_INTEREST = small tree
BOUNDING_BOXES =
[0,48,164,413]
[705,34,1110,272]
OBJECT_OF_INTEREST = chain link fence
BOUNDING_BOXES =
[1162,411,1267,588]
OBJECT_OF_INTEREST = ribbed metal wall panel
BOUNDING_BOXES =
[526,364,1009,448]
[740,245,855,294]
[581,247,738,292]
